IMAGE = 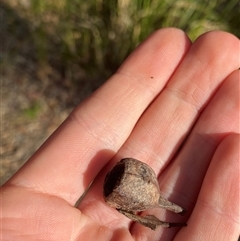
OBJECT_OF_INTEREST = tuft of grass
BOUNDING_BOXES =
[4,0,240,77]
[23,102,41,119]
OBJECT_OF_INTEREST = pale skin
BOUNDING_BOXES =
[1,28,239,241]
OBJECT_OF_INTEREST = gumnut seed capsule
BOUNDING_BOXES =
[103,158,187,230]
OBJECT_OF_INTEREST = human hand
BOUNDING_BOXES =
[2,28,239,241]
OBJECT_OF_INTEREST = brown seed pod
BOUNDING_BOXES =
[103,158,187,230]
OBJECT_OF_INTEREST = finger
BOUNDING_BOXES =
[159,69,239,208]
[6,28,191,206]
[132,68,239,240]
[131,69,239,240]
[2,185,133,241]
[2,185,83,241]
[78,31,239,227]
[118,31,239,174]
[176,134,240,241]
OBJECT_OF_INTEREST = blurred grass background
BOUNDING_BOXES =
[1,0,240,184]
[2,0,239,76]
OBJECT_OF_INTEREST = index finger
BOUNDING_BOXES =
[6,28,191,205]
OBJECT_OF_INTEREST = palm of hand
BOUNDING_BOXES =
[2,29,239,241]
